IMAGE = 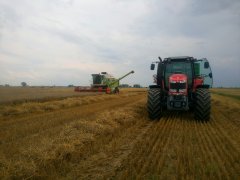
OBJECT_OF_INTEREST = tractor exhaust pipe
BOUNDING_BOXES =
[158,57,162,63]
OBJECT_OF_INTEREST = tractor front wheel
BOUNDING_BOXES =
[194,88,211,121]
[147,88,162,120]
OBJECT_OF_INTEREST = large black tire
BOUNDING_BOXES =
[194,88,211,121]
[147,88,162,120]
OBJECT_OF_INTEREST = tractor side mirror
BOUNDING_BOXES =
[204,62,209,69]
[209,73,212,78]
[150,64,155,70]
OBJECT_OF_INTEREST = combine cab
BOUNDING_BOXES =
[148,56,213,121]
[75,71,134,94]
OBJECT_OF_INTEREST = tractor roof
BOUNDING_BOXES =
[167,56,192,59]
[164,56,196,62]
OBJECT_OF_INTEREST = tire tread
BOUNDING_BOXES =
[147,89,162,120]
[194,88,211,121]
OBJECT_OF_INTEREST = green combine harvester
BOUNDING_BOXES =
[75,70,134,93]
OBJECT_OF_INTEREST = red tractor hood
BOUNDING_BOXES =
[169,74,188,95]
[169,74,187,82]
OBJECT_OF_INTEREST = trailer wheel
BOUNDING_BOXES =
[147,88,162,120]
[194,88,211,121]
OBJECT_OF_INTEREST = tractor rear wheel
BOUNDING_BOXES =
[194,88,211,121]
[147,88,162,120]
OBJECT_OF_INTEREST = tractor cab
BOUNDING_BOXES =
[163,57,194,91]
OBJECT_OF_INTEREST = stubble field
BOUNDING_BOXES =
[0,87,239,179]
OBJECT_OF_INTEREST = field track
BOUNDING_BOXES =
[0,89,239,179]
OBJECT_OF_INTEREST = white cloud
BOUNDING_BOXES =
[0,0,239,86]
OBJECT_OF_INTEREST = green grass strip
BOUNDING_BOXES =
[211,91,240,100]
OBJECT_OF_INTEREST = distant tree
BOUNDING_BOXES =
[68,84,74,87]
[119,84,129,88]
[133,84,141,88]
[5,84,10,87]
[21,82,27,87]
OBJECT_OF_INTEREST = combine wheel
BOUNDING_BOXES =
[194,88,211,121]
[113,87,119,94]
[147,88,162,120]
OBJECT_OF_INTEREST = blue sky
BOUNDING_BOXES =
[0,0,239,87]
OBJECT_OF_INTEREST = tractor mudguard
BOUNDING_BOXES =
[196,84,210,89]
[149,85,161,89]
